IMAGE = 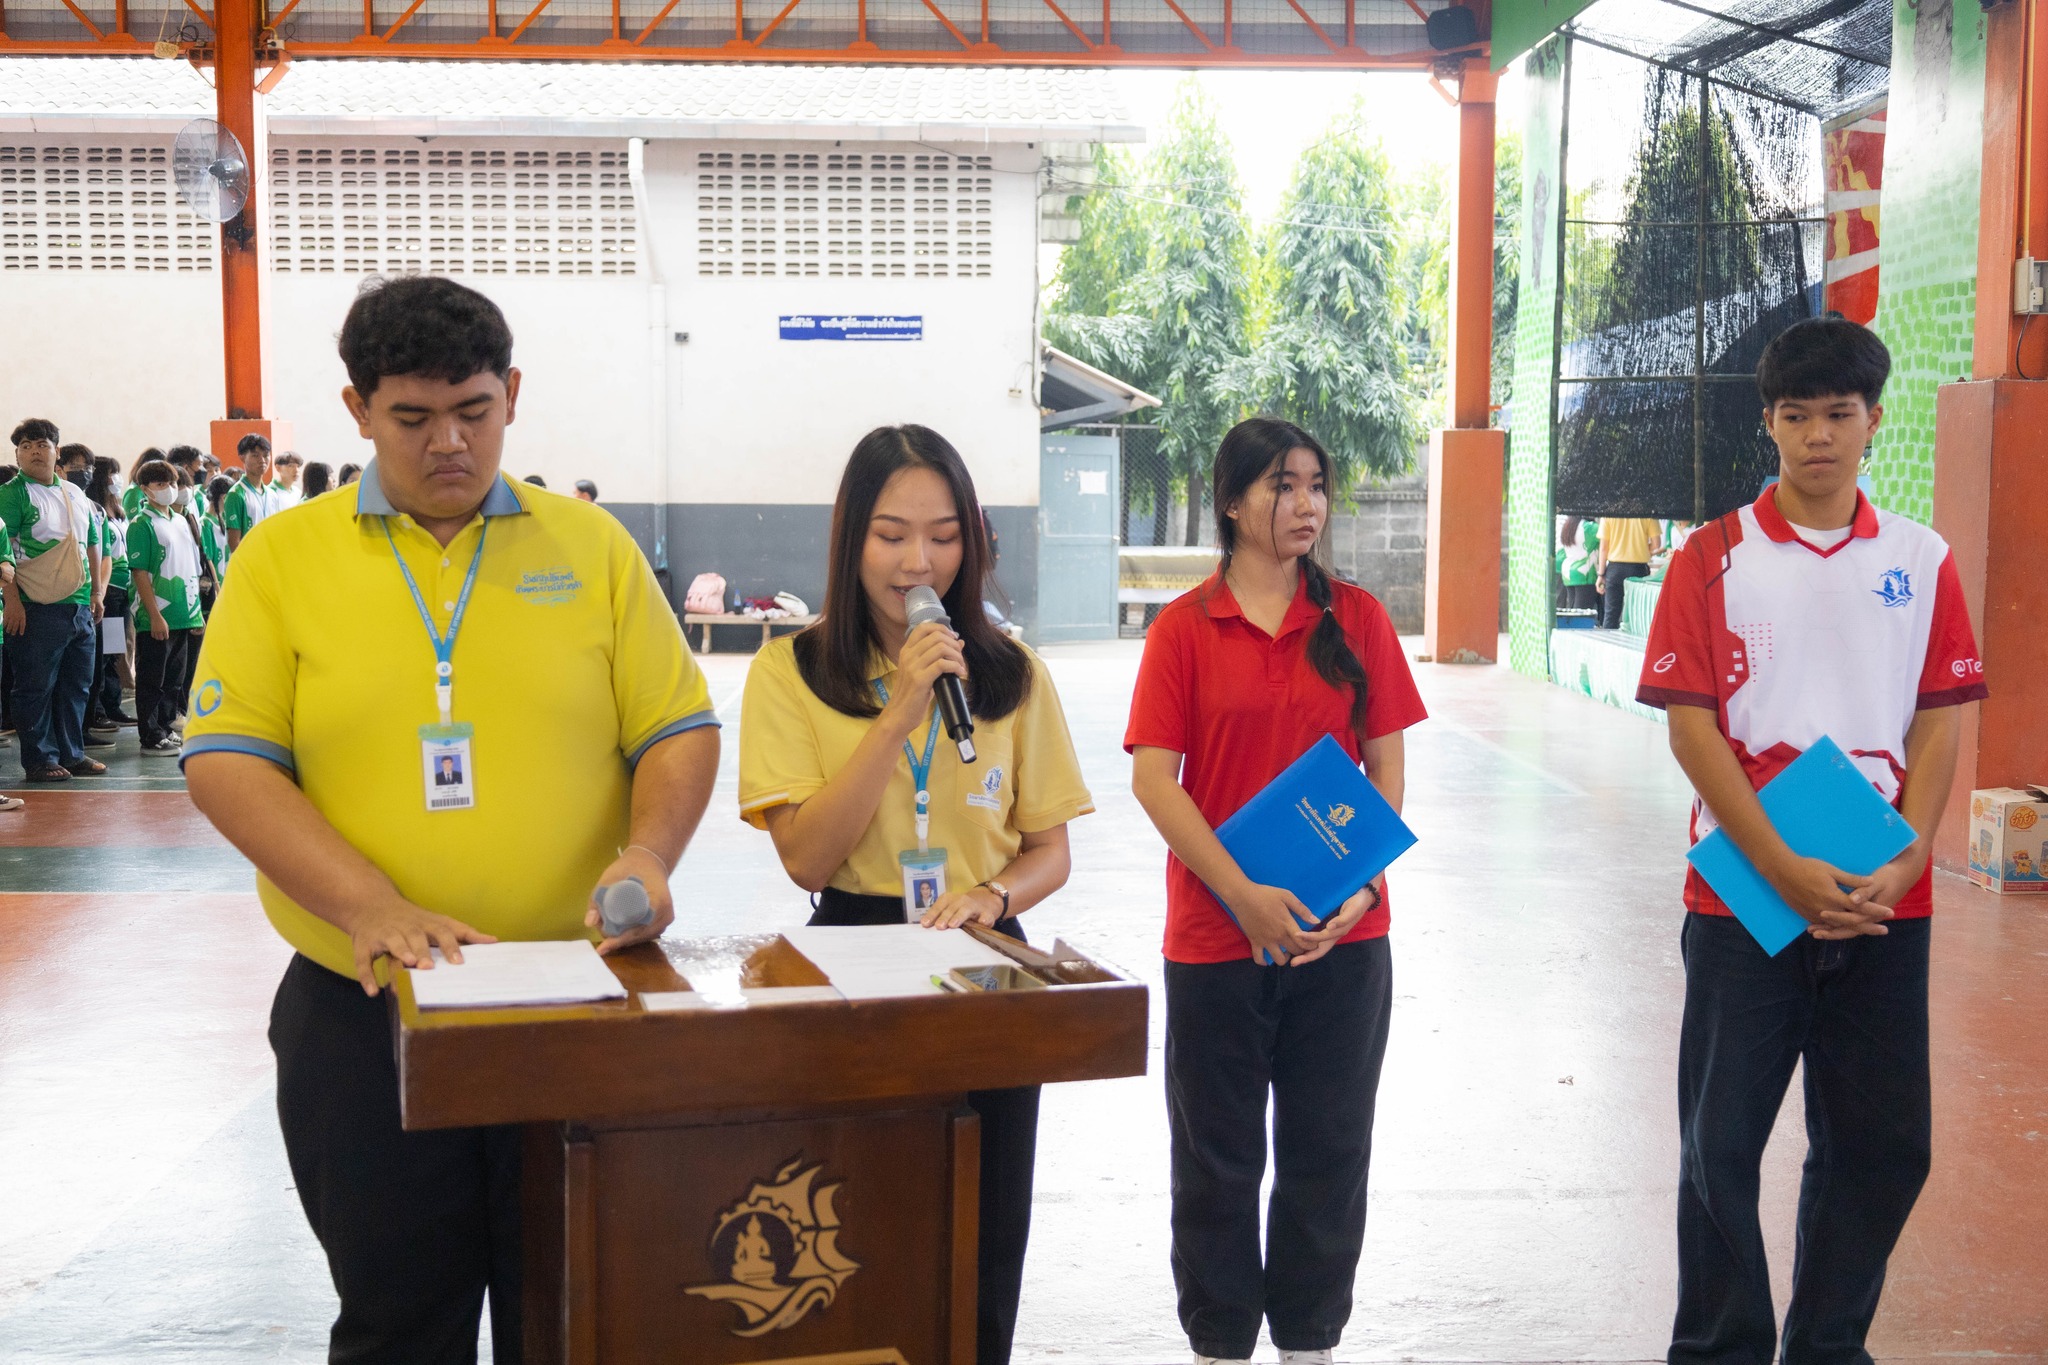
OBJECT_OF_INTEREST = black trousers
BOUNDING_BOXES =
[811,888,1040,1365]
[1165,937,1393,1359]
[91,584,128,722]
[1562,582,1599,613]
[271,954,523,1365]
[1601,560,1651,628]
[134,627,194,747]
[1672,914,1932,1365]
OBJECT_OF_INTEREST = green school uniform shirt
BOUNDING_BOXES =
[100,510,132,594]
[121,482,148,519]
[0,473,96,606]
[127,507,206,630]
[200,513,227,582]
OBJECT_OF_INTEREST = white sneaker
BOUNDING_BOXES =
[1279,1352,1334,1365]
[1194,1356,1252,1365]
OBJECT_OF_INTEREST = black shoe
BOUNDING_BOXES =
[110,711,137,727]
[139,738,182,755]
[81,733,116,750]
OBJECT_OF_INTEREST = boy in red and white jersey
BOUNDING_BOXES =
[1636,317,1987,1365]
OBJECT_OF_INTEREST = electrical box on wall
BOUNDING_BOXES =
[2015,257,2048,314]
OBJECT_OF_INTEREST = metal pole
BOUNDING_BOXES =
[1694,72,1708,526]
[217,0,265,425]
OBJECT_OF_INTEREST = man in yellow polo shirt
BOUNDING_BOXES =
[183,276,719,1364]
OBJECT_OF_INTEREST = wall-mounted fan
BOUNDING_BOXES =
[173,118,251,223]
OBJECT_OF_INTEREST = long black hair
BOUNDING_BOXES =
[1212,416,1371,737]
[794,424,1032,722]
[86,456,123,518]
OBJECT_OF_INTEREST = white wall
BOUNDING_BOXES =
[643,139,1044,509]
[1,131,1043,512]
[0,273,223,461]
[269,275,657,493]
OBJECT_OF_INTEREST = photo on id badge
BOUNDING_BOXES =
[422,723,476,811]
[900,848,947,917]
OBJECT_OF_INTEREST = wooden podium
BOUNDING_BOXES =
[390,929,1147,1365]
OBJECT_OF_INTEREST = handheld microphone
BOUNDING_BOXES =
[903,585,978,763]
[596,876,653,939]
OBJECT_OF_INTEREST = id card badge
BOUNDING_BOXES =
[421,722,476,812]
[899,847,947,918]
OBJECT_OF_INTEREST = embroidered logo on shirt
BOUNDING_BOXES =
[982,766,1003,795]
[195,679,224,717]
[514,567,582,606]
[966,766,1004,812]
[1873,568,1913,608]
[1652,652,1678,674]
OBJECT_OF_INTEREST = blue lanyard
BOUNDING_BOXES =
[873,678,941,850]
[385,520,487,725]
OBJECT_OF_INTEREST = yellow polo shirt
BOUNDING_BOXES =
[1599,517,1658,564]
[182,462,717,979]
[739,636,1094,895]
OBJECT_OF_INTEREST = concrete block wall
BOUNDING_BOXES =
[1328,478,1428,635]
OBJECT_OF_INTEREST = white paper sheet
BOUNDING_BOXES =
[641,986,846,1012]
[407,940,626,1010]
[779,924,1013,1001]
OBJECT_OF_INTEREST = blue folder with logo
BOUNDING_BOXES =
[1213,734,1419,963]
[1686,735,1918,957]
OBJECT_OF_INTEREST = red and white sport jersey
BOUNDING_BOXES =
[1636,487,1988,919]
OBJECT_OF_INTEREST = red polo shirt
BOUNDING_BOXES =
[1636,487,1987,919]
[1125,572,1428,964]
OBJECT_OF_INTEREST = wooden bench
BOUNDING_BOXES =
[683,612,816,654]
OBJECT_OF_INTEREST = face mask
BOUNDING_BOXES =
[65,469,89,489]
[149,486,178,508]
[176,487,193,508]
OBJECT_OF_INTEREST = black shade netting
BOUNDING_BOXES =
[1555,61,1824,522]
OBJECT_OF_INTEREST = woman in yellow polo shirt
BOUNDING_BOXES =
[739,423,1094,1365]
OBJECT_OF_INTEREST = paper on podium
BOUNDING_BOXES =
[781,924,1013,1000]
[407,940,626,1010]
[1687,736,1918,957]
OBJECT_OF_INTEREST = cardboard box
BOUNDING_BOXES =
[1967,786,2048,894]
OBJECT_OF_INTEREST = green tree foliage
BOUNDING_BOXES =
[1493,130,1522,409]
[1601,99,1756,330]
[1222,106,1423,489]
[1047,83,1254,545]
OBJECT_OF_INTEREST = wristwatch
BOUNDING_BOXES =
[977,880,1011,918]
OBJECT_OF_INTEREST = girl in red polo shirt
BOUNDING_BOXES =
[1127,417,1427,1365]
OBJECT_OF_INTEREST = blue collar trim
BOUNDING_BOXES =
[354,460,526,519]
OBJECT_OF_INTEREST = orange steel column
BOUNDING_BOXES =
[1422,60,1507,664]
[210,0,291,467]
[1930,0,2048,871]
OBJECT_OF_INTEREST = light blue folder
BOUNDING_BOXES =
[1686,735,1917,956]
[1214,735,1418,963]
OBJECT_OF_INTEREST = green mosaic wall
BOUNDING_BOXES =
[1866,0,1987,523]
[1506,36,1569,680]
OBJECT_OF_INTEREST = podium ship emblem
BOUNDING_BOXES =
[1327,803,1356,827]
[686,1157,861,1336]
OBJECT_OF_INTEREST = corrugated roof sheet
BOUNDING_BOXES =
[0,57,1142,141]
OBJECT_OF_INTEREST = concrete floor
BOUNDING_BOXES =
[1,640,2042,1363]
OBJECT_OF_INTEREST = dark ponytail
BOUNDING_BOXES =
[1211,417,1372,739]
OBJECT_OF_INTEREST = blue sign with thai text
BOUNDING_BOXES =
[779,314,924,342]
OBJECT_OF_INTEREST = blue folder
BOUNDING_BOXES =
[1213,735,1418,963]
[1686,735,1917,957]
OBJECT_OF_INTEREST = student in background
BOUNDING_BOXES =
[222,434,284,558]
[84,456,135,732]
[301,462,333,501]
[573,478,598,503]
[273,451,306,506]
[1595,513,1661,629]
[522,474,547,489]
[2,419,106,783]
[199,476,232,612]
[1127,417,1426,1365]
[336,463,362,488]
[737,424,1093,1365]
[1557,515,1600,614]
[1635,318,1987,1365]
[127,459,206,755]
[123,447,166,518]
